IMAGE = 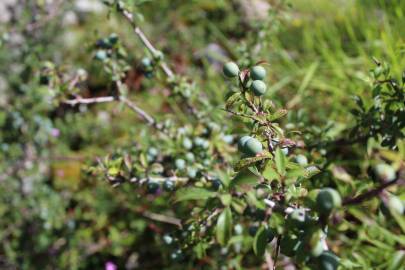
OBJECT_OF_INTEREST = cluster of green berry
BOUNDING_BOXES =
[94,33,119,61]
[223,62,267,96]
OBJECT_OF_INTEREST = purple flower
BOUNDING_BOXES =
[105,261,117,270]
[50,128,60,138]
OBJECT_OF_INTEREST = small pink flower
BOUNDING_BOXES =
[105,261,117,270]
[50,128,60,138]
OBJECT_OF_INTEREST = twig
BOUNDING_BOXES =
[142,211,182,228]
[62,96,115,105]
[264,251,274,270]
[120,9,174,78]
[343,178,402,206]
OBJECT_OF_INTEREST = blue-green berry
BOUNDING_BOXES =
[146,180,160,194]
[182,137,193,150]
[163,180,175,192]
[250,65,266,80]
[250,80,267,96]
[108,33,118,45]
[295,154,308,166]
[211,179,222,190]
[238,135,252,152]
[318,251,340,270]
[223,62,240,78]
[245,138,263,156]
[187,167,198,178]
[148,147,158,157]
[175,159,186,170]
[95,50,107,61]
[185,152,195,162]
[374,163,396,181]
[316,188,341,214]
[163,234,173,245]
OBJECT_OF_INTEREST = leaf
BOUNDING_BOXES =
[216,207,233,246]
[175,187,216,202]
[230,169,259,190]
[220,194,232,206]
[267,109,288,122]
[234,153,271,171]
[225,92,241,109]
[253,226,268,256]
[275,148,286,176]
[303,166,321,178]
[262,161,279,181]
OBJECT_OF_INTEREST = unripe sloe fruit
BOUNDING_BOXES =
[223,62,239,78]
[182,137,193,150]
[244,137,263,156]
[141,57,153,71]
[185,152,195,162]
[374,163,396,181]
[310,240,324,257]
[148,147,158,157]
[108,33,118,45]
[95,50,107,61]
[318,251,340,270]
[380,195,404,216]
[175,159,186,170]
[163,180,175,192]
[147,180,160,194]
[316,188,341,214]
[238,136,252,152]
[250,80,267,96]
[187,167,197,178]
[250,65,266,80]
[211,179,222,191]
[295,154,308,166]
[163,234,173,245]
[287,208,307,229]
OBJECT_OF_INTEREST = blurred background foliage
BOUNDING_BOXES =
[0,0,404,269]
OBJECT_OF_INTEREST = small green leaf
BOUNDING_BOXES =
[263,161,279,181]
[220,194,232,206]
[253,226,268,256]
[230,169,259,190]
[267,109,288,121]
[225,92,241,109]
[234,153,271,171]
[175,187,216,202]
[303,166,321,178]
[275,148,286,176]
[216,207,233,246]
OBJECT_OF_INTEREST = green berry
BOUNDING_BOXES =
[250,65,266,80]
[310,240,324,257]
[187,167,197,178]
[381,195,404,216]
[163,234,173,245]
[185,152,195,162]
[374,163,396,181]
[148,147,158,157]
[163,180,175,192]
[108,33,119,45]
[223,62,240,78]
[147,180,160,194]
[244,137,263,156]
[318,251,340,270]
[316,188,341,214]
[238,135,252,152]
[248,225,258,236]
[175,159,186,170]
[250,80,267,96]
[288,209,307,228]
[211,179,222,190]
[193,137,205,147]
[95,50,107,61]
[141,57,153,71]
[295,154,308,166]
[182,137,193,150]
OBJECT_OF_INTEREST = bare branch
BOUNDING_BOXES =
[62,96,115,105]
[120,9,174,78]
[343,178,403,206]
[142,211,182,228]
